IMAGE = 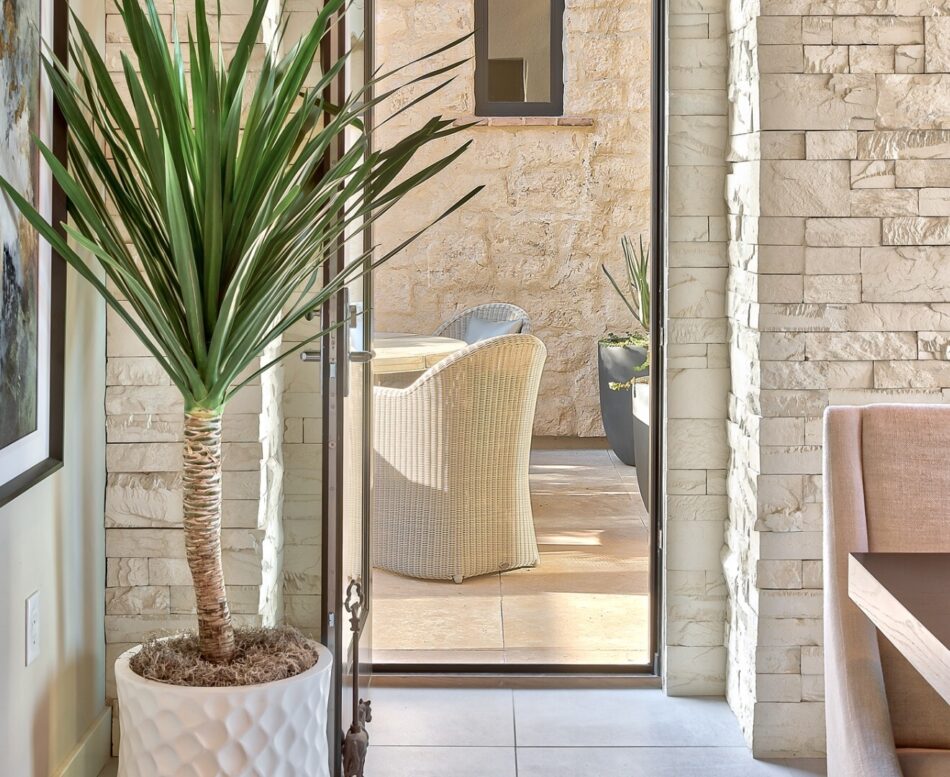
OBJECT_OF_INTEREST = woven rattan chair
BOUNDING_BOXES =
[373,334,546,582]
[434,302,531,341]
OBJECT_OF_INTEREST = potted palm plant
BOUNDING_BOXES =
[599,235,650,467]
[0,0,479,772]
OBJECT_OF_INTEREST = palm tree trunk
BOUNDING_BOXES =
[183,409,235,663]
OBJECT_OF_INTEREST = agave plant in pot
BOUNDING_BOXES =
[0,0,479,772]
[599,235,650,470]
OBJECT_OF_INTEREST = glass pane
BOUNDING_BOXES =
[487,0,551,103]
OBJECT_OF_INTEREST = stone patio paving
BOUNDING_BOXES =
[371,440,653,666]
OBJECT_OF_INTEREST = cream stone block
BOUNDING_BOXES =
[669,89,729,117]
[668,368,730,419]
[875,360,950,388]
[850,44,895,74]
[760,418,804,446]
[756,559,804,589]
[759,390,829,419]
[106,528,185,559]
[757,590,822,618]
[669,241,728,268]
[761,445,823,475]
[760,45,805,74]
[105,586,170,616]
[801,646,824,675]
[806,131,857,160]
[895,44,925,74]
[107,558,149,587]
[669,318,729,345]
[883,216,950,245]
[805,217,880,246]
[758,217,807,246]
[804,331,916,361]
[803,45,848,74]
[863,245,950,300]
[851,189,918,217]
[105,615,198,644]
[832,16,922,46]
[668,495,728,523]
[757,617,823,647]
[669,166,728,216]
[802,674,824,701]
[669,115,729,166]
[169,585,261,615]
[759,332,806,360]
[804,246,860,274]
[669,216,711,242]
[862,131,950,161]
[876,75,950,131]
[756,646,801,674]
[802,274,860,303]
[758,275,804,303]
[762,74,875,130]
[757,674,802,702]
[669,268,728,318]
[761,132,807,160]
[896,159,950,187]
[925,17,950,73]
[666,619,726,647]
[803,560,823,589]
[670,13,709,39]
[752,702,826,758]
[760,360,872,390]
[758,246,805,275]
[667,521,725,572]
[758,16,802,45]
[668,469,709,495]
[918,331,950,359]
[107,357,173,386]
[665,646,727,696]
[668,419,730,469]
[801,16,831,45]
[851,160,895,189]
[761,161,851,217]
[919,188,950,216]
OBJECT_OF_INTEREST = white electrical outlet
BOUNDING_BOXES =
[25,591,40,666]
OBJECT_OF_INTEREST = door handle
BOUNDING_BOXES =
[300,350,322,362]
[350,350,374,364]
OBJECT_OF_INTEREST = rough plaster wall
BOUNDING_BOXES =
[724,0,950,759]
[103,0,286,751]
[663,0,731,695]
[373,0,652,437]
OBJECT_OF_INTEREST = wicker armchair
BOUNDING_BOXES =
[434,302,531,341]
[373,334,546,582]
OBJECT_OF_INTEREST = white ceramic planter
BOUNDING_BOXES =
[115,642,333,777]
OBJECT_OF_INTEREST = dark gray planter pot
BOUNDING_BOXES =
[597,342,648,467]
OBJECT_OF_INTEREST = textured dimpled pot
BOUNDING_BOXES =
[115,642,333,777]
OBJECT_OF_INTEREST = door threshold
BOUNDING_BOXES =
[371,669,662,690]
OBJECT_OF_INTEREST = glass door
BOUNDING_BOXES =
[320,1,375,775]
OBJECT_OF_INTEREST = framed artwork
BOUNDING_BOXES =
[0,0,67,508]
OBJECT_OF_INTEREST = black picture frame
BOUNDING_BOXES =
[0,0,67,509]
[474,0,565,117]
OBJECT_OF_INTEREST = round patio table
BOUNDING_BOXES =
[372,332,467,375]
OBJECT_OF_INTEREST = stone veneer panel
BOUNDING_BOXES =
[723,0,950,759]
[372,0,652,437]
[664,0,731,696]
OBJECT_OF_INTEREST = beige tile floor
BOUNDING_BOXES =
[371,441,653,666]
[98,687,827,777]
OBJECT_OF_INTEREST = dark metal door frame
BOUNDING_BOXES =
[372,0,668,679]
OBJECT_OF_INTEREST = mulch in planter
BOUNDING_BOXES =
[129,626,320,687]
